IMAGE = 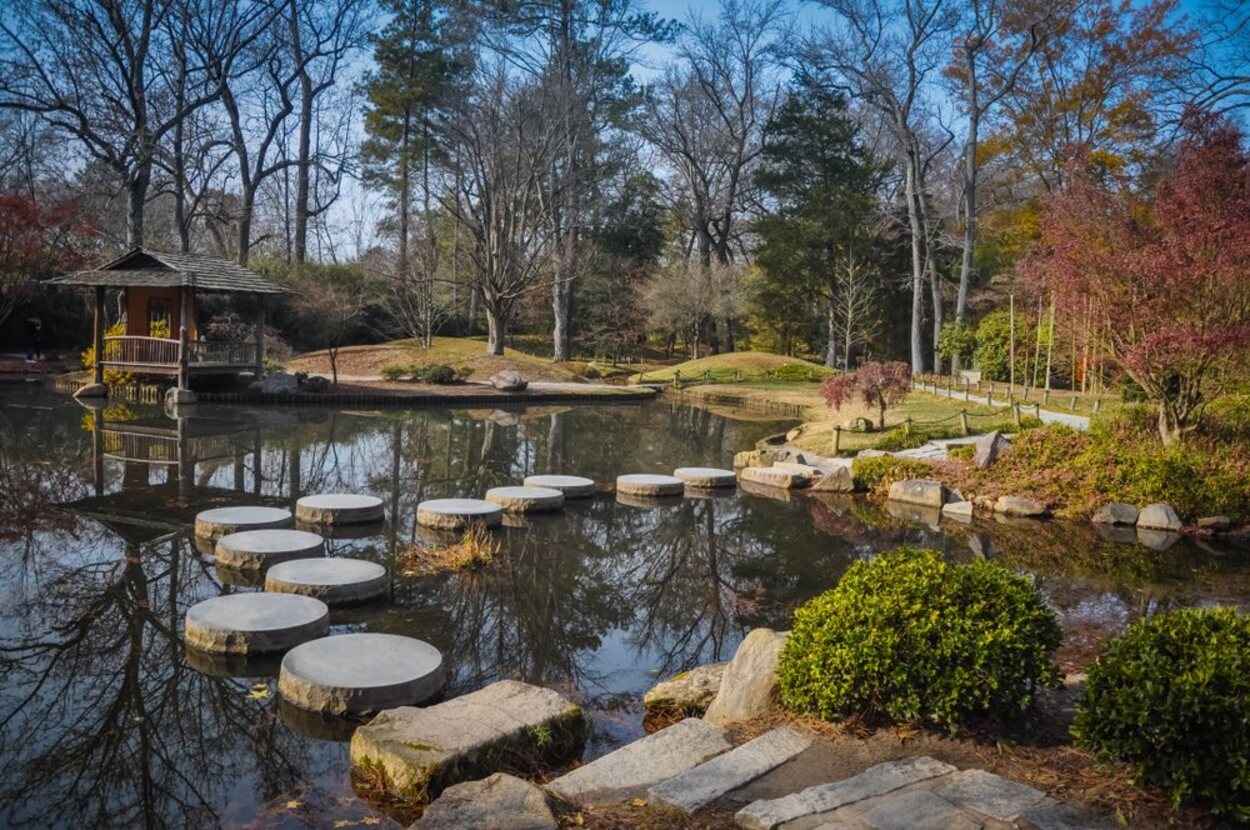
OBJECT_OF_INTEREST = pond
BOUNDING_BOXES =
[1,385,1248,829]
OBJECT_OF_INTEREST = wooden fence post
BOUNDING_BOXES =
[832,426,842,455]
[960,411,969,436]
[1013,404,1022,427]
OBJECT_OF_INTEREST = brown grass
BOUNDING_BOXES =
[398,524,499,574]
[284,337,582,382]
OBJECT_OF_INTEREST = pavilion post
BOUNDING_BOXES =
[92,286,105,385]
[254,294,265,378]
[178,287,192,390]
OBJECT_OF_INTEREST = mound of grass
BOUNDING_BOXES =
[633,351,833,384]
[286,336,581,382]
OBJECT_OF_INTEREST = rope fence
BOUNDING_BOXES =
[913,372,1108,414]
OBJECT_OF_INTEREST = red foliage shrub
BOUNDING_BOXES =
[820,361,911,428]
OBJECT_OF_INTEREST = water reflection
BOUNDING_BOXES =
[0,388,1248,828]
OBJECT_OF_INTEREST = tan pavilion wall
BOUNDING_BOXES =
[124,287,196,338]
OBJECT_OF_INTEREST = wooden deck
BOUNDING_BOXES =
[100,335,258,376]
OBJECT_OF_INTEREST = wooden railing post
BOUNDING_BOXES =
[254,295,266,378]
[832,426,842,455]
[178,326,190,390]
[92,286,105,385]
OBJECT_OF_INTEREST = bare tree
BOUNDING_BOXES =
[440,67,558,355]
[830,252,882,369]
[808,0,958,373]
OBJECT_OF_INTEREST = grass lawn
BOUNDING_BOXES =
[284,336,584,382]
[631,351,834,383]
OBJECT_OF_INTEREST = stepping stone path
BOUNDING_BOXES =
[416,498,504,530]
[616,473,685,497]
[350,680,585,801]
[547,717,732,804]
[279,632,444,716]
[214,528,325,570]
[523,474,595,498]
[673,467,738,488]
[195,506,292,540]
[264,557,388,605]
[649,726,812,814]
[412,773,557,830]
[484,485,564,513]
[739,466,806,489]
[295,493,384,525]
[184,593,328,655]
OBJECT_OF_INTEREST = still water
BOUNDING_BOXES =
[1,386,1248,829]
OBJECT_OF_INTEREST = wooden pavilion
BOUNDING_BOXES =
[46,248,284,395]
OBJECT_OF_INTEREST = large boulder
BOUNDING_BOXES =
[643,662,727,718]
[1091,502,1139,526]
[808,466,856,493]
[349,680,584,802]
[704,628,789,726]
[1137,502,1182,531]
[973,431,1010,469]
[489,369,528,391]
[733,449,767,469]
[994,495,1049,518]
[411,773,557,830]
[887,479,948,509]
[257,372,300,395]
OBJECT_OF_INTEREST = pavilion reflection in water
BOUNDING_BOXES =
[60,400,275,546]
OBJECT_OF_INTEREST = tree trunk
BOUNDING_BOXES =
[485,308,505,355]
[128,161,150,248]
[552,264,573,361]
[904,148,926,374]
[825,287,837,368]
[290,0,312,268]
[955,64,979,377]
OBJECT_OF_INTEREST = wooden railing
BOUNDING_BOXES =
[102,336,256,368]
[102,336,179,367]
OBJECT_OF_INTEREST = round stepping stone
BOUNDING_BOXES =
[616,473,685,497]
[295,493,385,526]
[195,506,293,540]
[278,632,445,715]
[673,467,737,489]
[523,474,595,498]
[185,593,328,655]
[416,498,503,530]
[215,529,326,570]
[264,558,388,606]
[484,485,564,513]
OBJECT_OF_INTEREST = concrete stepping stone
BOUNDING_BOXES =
[649,726,813,813]
[735,756,957,830]
[416,498,504,530]
[739,466,806,489]
[184,593,329,655]
[264,557,388,605]
[673,467,738,488]
[523,474,595,498]
[485,485,565,513]
[215,528,325,570]
[295,493,385,525]
[349,680,585,802]
[195,506,293,540]
[854,789,982,830]
[1018,803,1117,830]
[547,717,731,805]
[412,773,557,830]
[616,473,685,497]
[279,632,444,716]
[935,768,1048,821]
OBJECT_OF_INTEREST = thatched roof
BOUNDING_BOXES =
[46,248,284,294]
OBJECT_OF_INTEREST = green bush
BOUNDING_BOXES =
[455,366,474,381]
[420,364,457,384]
[381,364,413,381]
[778,548,1062,727]
[1072,607,1250,820]
[850,456,935,491]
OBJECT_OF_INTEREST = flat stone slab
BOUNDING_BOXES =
[215,529,326,570]
[184,593,328,655]
[855,789,982,830]
[295,493,385,525]
[413,772,557,829]
[523,474,595,498]
[547,717,731,805]
[1018,803,1117,830]
[739,466,806,489]
[616,473,685,497]
[735,756,957,830]
[279,632,444,716]
[485,486,565,513]
[416,498,504,530]
[350,680,585,802]
[649,726,813,813]
[195,506,293,540]
[264,557,388,605]
[673,467,738,488]
[886,479,947,509]
[936,768,1048,820]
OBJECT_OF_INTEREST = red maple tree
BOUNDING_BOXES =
[1023,112,1250,444]
[821,361,911,428]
